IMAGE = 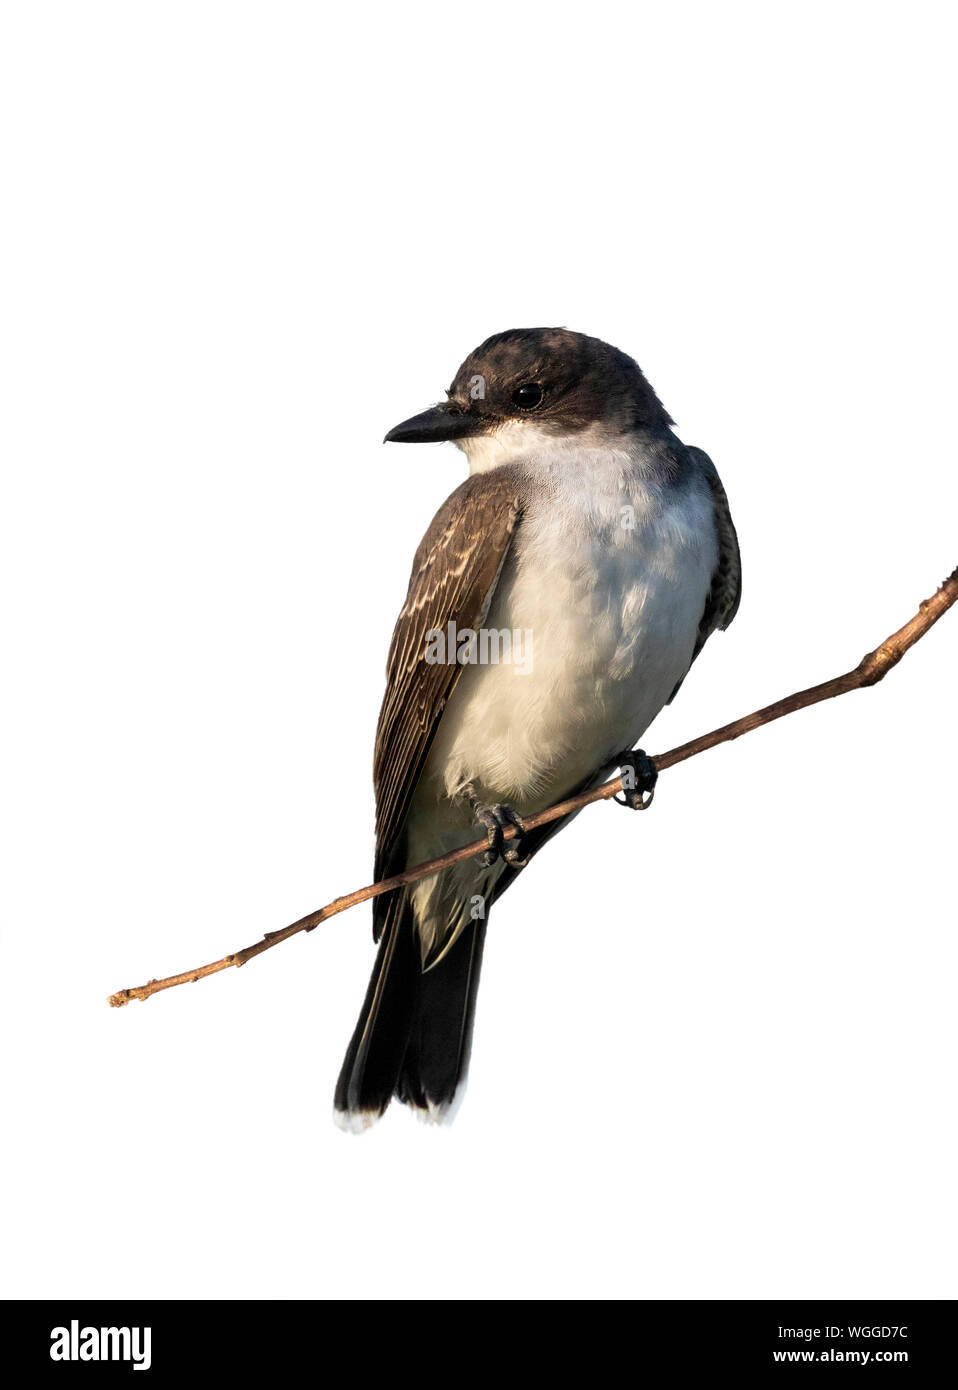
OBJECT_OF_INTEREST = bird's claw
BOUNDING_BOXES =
[614,749,658,810]
[471,798,529,866]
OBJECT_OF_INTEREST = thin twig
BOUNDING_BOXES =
[108,564,958,1008]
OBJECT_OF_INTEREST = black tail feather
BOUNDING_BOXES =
[333,894,419,1128]
[397,918,487,1117]
[335,898,488,1130]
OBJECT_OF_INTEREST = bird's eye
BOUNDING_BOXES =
[511,383,543,410]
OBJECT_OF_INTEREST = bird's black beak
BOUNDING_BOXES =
[384,402,479,444]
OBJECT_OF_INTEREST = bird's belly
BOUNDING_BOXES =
[419,508,715,814]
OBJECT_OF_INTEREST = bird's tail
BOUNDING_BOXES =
[333,895,487,1132]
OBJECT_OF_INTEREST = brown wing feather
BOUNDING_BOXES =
[372,467,523,911]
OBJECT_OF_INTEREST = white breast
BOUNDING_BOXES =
[416,435,718,814]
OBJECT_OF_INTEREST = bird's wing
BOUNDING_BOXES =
[372,466,523,920]
[667,447,742,704]
[690,446,742,647]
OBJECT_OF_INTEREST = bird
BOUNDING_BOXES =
[334,327,741,1132]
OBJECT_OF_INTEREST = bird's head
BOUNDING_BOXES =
[384,327,673,470]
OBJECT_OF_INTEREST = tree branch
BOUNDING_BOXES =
[108,564,958,1009]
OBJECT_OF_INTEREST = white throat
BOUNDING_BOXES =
[456,421,563,474]
[456,421,667,499]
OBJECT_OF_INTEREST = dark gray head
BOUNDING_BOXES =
[384,327,673,446]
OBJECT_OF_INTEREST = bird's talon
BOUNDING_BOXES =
[504,841,529,867]
[463,785,527,866]
[614,750,658,811]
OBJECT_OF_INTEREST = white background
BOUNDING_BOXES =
[2,2,956,1300]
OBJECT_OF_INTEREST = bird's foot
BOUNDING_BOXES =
[461,783,529,866]
[614,749,658,810]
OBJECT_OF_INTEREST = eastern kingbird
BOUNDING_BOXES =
[335,328,741,1131]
